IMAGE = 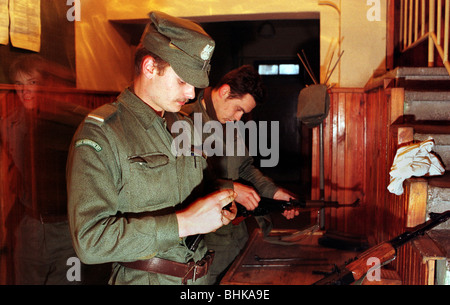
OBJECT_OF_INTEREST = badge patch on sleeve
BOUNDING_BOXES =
[75,139,102,152]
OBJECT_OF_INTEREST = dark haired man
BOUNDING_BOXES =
[176,65,298,284]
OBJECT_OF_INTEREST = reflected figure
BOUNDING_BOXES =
[12,65,41,110]
[2,54,89,284]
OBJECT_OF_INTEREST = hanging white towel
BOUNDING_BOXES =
[388,138,445,195]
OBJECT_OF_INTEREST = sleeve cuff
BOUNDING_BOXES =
[154,213,182,252]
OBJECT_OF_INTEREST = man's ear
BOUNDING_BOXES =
[141,56,156,79]
[218,84,230,99]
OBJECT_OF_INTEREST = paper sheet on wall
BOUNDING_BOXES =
[0,0,8,45]
[9,0,41,52]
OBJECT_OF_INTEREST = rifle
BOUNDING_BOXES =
[185,197,359,252]
[233,197,359,223]
[313,210,450,285]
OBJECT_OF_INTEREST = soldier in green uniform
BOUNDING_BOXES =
[66,11,236,285]
[175,65,299,284]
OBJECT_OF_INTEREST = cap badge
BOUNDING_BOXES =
[200,44,214,60]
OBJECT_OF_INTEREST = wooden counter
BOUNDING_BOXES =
[220,228,361,285]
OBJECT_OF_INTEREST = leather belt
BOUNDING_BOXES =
[120,250,214,284]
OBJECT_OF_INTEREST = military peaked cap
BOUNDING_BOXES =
[141,11,215,88]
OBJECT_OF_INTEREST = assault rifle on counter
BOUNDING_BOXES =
[313,210,450,285]
[185,197,359,252]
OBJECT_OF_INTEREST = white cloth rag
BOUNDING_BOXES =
[388,138,445,195]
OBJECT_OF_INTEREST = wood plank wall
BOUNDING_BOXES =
[368,88,407,242]
[311,85,435,284]
[0,86,118,284]
[310,87,406,238]
[310,88,367,235]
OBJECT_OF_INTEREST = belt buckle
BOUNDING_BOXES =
[192,264,199,282]
[182,250,215,284]
[182,260,196,285]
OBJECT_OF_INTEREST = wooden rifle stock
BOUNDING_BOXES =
[344,242,397,281]
[313,210,450,285]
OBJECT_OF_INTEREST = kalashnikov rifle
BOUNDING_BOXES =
[232,197,359,224]
[185,197,359,252]
[313,210,450,285]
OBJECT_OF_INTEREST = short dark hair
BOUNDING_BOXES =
[9,54,46,82]
[134,45,169,77]
[214,65,265,104]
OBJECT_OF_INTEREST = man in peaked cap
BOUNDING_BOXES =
[66,11,236,285]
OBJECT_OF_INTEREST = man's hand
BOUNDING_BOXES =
[233,182,260,210]
[273,188,299,220]
[176,189,237,238]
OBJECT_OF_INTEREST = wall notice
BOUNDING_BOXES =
[0,0,8,45]
[9,0,41,52]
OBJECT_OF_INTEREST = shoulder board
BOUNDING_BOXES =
[86,104,117,125]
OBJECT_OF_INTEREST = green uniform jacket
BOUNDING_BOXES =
[66,88,208,285]
[178,88,279,283]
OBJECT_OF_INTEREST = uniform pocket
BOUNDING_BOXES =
[128,153,169,168]
[125,152,176,212]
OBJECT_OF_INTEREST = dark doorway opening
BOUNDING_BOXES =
[200,18,320,199]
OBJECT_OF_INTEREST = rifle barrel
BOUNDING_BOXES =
[390,210,450,248]
[302,200,340,208]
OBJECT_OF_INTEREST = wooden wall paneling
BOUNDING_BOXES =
[386,93,407,242]
[346,91,367,233]
[328,91,339,229]
[311,88,366,235]
[361,86,405,243]
[380,88,407,244]
[379,87,389,241]
[382,89,393,241]
[336,92,346,232]
[385,125,401,242]
[390,88,405,125]
[405,179,428,227]
[385,93,404,242]
[365,87,391,241]
[370,89,382,240]
[363,90,376,237]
